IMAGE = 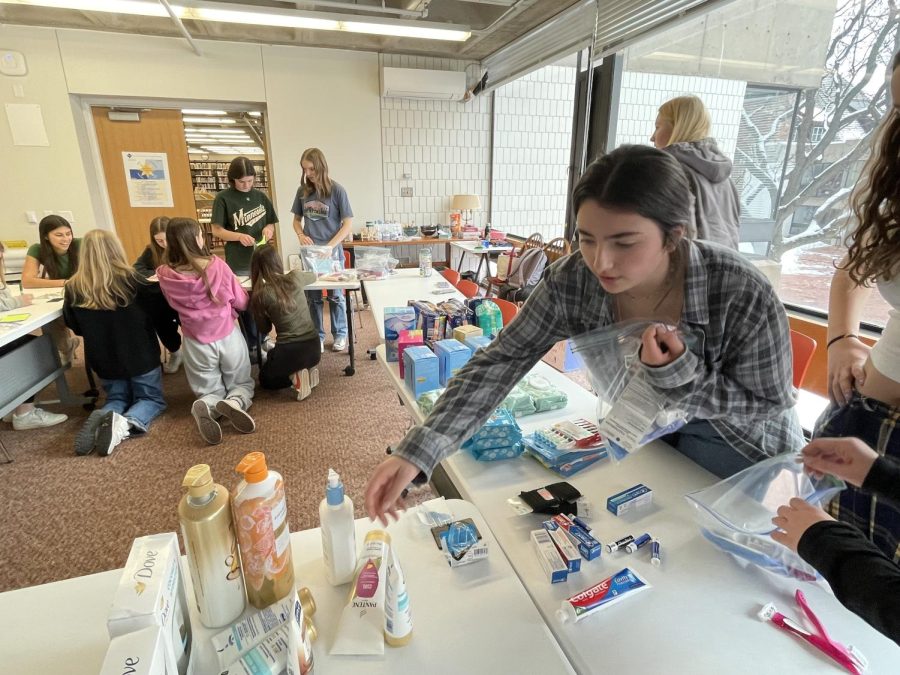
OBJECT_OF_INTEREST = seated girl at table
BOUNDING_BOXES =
[22,215,80,364]
[0,241,68,431]
[249,244,320,400]
[133,216,183,374]
[157,218,255,445]
[63,230,165,456]
[364,144,803,523]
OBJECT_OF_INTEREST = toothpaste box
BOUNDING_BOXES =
[384,306,418,362]
[397,329,424,378]
[453,324,482,343]
[542,521,582,573]
[99,626,168,675]
[531,529,568,583]
[433,339,472,386]
[403,345,440,397]
[108,533,192,675]
[550,514,602,560]
[607,484,653,516]
[464,335,493,353]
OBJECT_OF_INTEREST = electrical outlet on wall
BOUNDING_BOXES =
[401,187,413,198]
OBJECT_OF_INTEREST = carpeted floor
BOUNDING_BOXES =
[0,309,428,593]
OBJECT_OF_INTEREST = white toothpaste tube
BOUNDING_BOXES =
[543,522,581,573]
[211,598,293,670]
[531,529,568,583]
[557,568,651,624]
[219,626,289,675]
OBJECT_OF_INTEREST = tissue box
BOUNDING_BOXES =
[108,533,192,675]
[453,325,482,343]
[433,339,472,386]
[403,345,440,397]
[464,335,492,353]
[99,626,168,675]
[398,329,424,378]
[384,307,417,362]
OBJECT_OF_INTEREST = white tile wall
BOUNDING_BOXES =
[614,72,747,159]
[491,66,576,242]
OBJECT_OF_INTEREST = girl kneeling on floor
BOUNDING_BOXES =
[157,218,255,444]
[63,230,165,456]
[250,244,321,400]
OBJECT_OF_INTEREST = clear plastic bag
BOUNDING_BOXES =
[355,247,397,280]
[299,245,341,277]
[571,320,700,461]
[685,453,844,580]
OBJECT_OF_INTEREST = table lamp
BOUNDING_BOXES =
[451,194,481,228]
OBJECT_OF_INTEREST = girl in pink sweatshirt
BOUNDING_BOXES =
[156,218,255,444]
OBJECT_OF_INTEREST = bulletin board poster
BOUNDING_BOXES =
[122,151,174,208]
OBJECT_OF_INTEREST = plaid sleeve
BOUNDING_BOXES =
[393,267,574,477]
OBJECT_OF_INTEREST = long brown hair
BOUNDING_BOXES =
[227,156,256,187]
[842,51,900,285]
[300,147,333,198]
[37,215,79,279]
[66,230,140,310]
[148,216,170,269]
[164,218,219,303]
[250,244,296,325]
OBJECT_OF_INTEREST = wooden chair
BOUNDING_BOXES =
[543,237,571,264]
[790,330,817,389]
[485,233,544,297]
[457,279,480,299]
[491,297,519,326]
[441,268,461,286]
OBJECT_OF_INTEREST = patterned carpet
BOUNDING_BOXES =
[0,309,427,592]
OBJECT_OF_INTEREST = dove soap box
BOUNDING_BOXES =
[108,532,192,675]
[98,626,168,675]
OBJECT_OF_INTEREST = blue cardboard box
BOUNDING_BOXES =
[403,346,440,397]
[433,339,472,386]
[464,335,492,353]
[384,306,417,362]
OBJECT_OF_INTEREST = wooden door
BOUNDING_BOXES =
[92,107,196,261]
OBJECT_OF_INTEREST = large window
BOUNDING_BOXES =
[614,0,898,326]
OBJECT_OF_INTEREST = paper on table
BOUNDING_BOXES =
[5,104,49,146]
[0,313,30,323]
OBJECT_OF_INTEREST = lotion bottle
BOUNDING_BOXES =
[319,468,357,585]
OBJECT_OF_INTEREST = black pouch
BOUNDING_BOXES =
[519,481,582,515]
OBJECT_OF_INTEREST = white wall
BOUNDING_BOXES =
[0,25,384,259]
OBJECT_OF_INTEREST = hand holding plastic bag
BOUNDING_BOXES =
[299,245,341,277]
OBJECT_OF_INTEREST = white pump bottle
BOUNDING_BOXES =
[319,468,357,585]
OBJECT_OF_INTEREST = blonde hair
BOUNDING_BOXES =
[66,230,140,311]
[658,96,711,146]
[300,147,333,198]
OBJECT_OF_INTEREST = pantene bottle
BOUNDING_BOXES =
[233,452,295,608]
[178,464,246,628]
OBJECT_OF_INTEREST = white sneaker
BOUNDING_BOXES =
[163,349,183,374]
[192,400,222,445]
[215,399,256,434]
[320,339,325,353]
[2,413,12,424]
[309,366,320,389]
[12,407,68,431]
[292,369,312,401]
[262,337,276,353]
[333,336,348,352]
[95,411,130,456]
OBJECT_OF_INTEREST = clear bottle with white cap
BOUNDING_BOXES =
[320,468,357,585]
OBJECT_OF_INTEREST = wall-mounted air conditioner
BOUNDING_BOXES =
[381,67,466,101]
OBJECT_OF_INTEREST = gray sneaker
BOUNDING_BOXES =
[192,400,223,445]
[333,336,348,352]
[74,409,106,456]
[215,399,256,434]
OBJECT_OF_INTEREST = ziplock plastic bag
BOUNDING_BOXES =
[299,245,341,277]
[571,320,700,461]
[355,247,397,280]
[685,453,844,580]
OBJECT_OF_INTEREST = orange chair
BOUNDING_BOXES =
[485,232,544,297]
[457,279,480,299]
[441,268,461,286]
[491,298,519,326]
[790,330,817,389]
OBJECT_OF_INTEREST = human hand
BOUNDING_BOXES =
[640,324,685,367]
[801,436,878,487]
[19,293,33,306]
[262,225,275,242]
[299,234,314,246]
[238,234,256,247]
[364,456,421,526]
[827,338,869,405]
[771,498,834,552]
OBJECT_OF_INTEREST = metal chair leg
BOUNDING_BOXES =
[0,437,12,464]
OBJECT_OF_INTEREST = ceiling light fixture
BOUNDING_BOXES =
[0,1,471,42]
[182,117,236,124]
[181,108,228,115]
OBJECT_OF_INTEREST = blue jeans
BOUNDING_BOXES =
[663,419,755,479]
[306,290,347,341]
[100,367,166,433]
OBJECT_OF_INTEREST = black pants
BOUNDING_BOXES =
[259,337,321,390]
[144,287,181,353]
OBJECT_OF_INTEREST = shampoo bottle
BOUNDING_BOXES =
[319,468,357,585]
[177,464,246,628]
[233,452,295,608]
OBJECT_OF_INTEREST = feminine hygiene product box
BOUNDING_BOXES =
[464,335,492,353]
[384,306,417,362]
[108,532,192,675]
[403,346,440,397]
[398,329,424,378]
[433,339,472,386]
[99,626,168,675]
[453,325,482,343]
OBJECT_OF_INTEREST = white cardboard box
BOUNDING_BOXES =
[108,533,192,675]
[99,626,169,675]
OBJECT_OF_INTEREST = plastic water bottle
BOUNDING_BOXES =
[419,247,433,277]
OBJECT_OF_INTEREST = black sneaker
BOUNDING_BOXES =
[74,409,106,456]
